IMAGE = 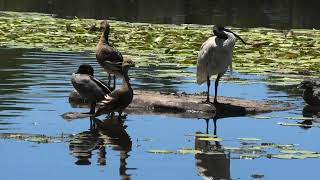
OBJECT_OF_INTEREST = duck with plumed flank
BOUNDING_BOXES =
[96,20,124,89]
[94,59,135,118]
[71,64,112,114]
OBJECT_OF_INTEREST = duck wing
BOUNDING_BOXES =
[97,45,123,63]
[94,92,120,117]
[90,75,113,94]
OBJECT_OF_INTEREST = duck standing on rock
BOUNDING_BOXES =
[96,20,124,89]
[94,59,135,118]
[298,79,320,106]
[71,64,112,114]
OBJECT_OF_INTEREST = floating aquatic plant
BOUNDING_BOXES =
[1,11,320,80]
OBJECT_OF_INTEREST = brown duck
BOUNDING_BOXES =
[96,20,123,89]
[94,59,135,118]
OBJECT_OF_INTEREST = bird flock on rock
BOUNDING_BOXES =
[71,20,251,119]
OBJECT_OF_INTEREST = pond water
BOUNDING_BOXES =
[1,47,320,180]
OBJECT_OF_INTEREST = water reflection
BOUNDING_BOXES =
[194,118,231,180]
[0,0,319,28]
[69,115,132,179]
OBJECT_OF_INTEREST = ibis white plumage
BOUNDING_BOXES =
[196,25,247,104]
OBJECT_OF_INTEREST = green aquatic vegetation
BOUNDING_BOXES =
[277,122,320,128]
[0,133,69,143]
[147,150,175,154]
[1,11,320,77]
[186,133,217,137]
[286,116,314,120]
[198,137,223,142]
[177,148,202,154]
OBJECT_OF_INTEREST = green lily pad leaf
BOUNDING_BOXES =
[300,154,320,158]
[238,138,262,141]
[187,134,217,137]
[277,122,319,127]
[177,149,202,154]
[279,150,317,154]
[254,116,272,119]
[286,117,314,120]
[198,137,223,142]
[271,154,295,159]
[147,150,175,154]
[240,154,261,159]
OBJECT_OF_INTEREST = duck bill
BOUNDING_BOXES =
[223,28,247,45]
[297,83,303,89]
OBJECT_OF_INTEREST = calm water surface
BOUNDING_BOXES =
[1,48,320,180]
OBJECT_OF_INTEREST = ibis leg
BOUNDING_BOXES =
[214,74,222,104]
[206,76,210,102]
[205,119,209,134]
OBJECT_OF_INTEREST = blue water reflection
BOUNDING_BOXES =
[0,48,320,180]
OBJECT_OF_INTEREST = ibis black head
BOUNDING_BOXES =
[213,25,248,45]
[213,25,228,40]
[76,64,94,76]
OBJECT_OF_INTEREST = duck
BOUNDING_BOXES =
[96,20,124,89]
[94,59,135,118]
[71,64,112,114]
[298,79,320,106]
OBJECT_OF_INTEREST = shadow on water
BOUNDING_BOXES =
[69,115,133,179]
[0,0,319,28]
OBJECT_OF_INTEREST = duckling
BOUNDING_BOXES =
[71,64,112,114]
[298,79,320,106]
[96,20,123,89]
[94,59,135,118]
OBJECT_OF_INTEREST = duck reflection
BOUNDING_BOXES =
[300,105,320,129]
[69,114,132,178]
[195,118,231,180]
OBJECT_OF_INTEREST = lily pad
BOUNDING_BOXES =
[177,149,202,154]
[198,137,223,142]
[147,150,175,154]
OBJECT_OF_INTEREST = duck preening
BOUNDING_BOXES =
[96,20,124,89]
[298,79,320,106]
[196,25,247,104]
[94,59,135,118]
[71,64,112,114]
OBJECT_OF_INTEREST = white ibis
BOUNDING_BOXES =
[196,25,247,104]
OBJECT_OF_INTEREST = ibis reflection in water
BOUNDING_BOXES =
[69,115,133,178]
[194,118,231,180]
[196,25,247,104]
